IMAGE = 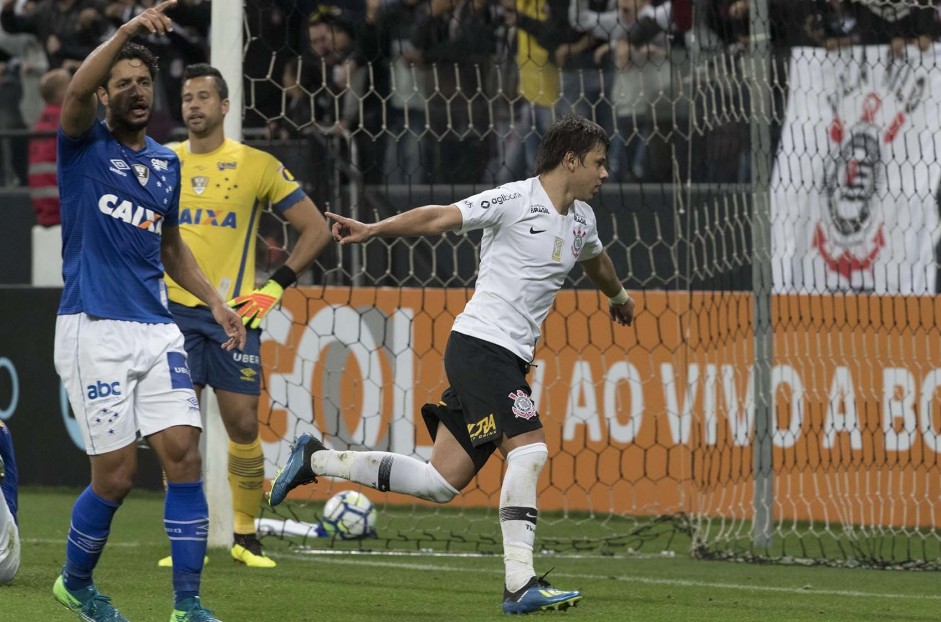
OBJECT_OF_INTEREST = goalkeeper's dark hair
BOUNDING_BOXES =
[182,63,229,101]
[534,114,609,175]
[103,43,158,89]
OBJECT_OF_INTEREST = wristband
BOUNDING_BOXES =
[269,265,298,289]
[608,288,629,305]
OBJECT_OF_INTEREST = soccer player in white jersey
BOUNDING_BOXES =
[51,3,246,622]
[269,114,635,614]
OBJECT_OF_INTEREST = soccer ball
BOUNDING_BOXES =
[321,490,377,539]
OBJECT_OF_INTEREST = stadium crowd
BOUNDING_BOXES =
[1,0,940,193]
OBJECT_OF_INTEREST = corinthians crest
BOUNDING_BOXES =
[571,226,587,258]
[191,176,209,195]
[509,390,537,420]
[814,94,890,280]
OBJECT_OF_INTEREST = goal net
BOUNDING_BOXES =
[230,0,941,567]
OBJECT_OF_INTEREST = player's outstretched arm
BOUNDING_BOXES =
[580,251,635,327]
[325,205,463,245]
[162,224,246,350]
[60,0,176,137]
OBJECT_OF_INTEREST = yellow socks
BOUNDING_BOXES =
[228,438,264,535]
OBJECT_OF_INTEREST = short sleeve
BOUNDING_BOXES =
[164,158,181,228]
[456,183,529,234]
[260,152,307,213]
[577,204,603,261]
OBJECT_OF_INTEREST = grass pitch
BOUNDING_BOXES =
[5,487,941,621]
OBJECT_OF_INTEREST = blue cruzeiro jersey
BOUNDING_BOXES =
[57,120,181,323]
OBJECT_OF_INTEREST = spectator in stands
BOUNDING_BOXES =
[302,6,356,126]
[563,0,616,130]
[412,0,496,184]
[499,0,569,182]
[300,6,363,176]
[269,56,313,139]
[0,47,28,186]
[0,421,19,585]
[243,0,302,130]
[0,0,109,72]
[605,0,670,182]
[29,67,70,285]
[375,0,427,185]
[348,0,389,184]
[0,8,48,129]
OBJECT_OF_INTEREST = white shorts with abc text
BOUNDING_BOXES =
[54,314,202,456]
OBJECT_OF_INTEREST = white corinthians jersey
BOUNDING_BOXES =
[452,177,603,361]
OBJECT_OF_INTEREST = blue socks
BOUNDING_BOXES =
[61,479,209,606]
[165,480,209,605]
[63,486,120,591]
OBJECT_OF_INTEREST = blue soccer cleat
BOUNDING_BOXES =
[169,596,222,621]
[53,575,130,622]
[268,433,325,507]
[502,575,583,615]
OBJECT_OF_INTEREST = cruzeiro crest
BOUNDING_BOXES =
[509,390,537,420]
[191,176,209,195]
[132,163,150,186]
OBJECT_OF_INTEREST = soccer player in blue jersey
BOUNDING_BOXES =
[0,421,19,585]
[270,114,635,614]
[51,3,245,621]
[156,63,331,569]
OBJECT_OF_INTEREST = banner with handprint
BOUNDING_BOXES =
[772,45,941,294]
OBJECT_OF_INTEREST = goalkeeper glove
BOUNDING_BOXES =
[227,266,297,329]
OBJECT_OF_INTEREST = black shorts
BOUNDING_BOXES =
[420,331,542,474]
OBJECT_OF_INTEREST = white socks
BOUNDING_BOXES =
[311,450,459,503]
[499,443,548,593]
[309,441,550,594]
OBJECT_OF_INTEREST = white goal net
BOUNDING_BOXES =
[208,0,941,567]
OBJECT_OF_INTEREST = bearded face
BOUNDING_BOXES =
[100,59,154,133]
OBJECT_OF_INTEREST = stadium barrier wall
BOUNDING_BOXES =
[263,287,941,528]
[0,190,35,285]
[5,284,941,528]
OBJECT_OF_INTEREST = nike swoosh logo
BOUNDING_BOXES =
[529,227,545,234]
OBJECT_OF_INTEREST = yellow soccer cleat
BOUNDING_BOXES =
[231,534,276,568]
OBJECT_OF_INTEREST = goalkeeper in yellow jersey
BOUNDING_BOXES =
[162,63,331,568]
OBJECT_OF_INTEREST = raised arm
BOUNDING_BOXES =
[580,251,635,326]
[325,205,463,245]
[60,0,176,137]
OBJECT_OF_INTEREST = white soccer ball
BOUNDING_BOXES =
[321,490,377,539]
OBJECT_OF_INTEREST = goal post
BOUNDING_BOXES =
[203,0,243,549]
[748,0,773,550]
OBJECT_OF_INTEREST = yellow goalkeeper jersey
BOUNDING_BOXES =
[166,138,307,308]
